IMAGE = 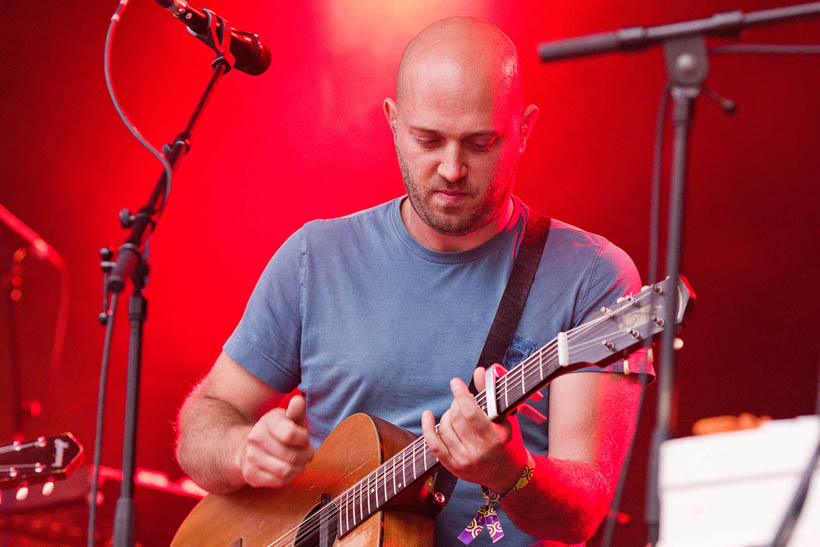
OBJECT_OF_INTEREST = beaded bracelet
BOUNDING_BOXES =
[457,454,535,544]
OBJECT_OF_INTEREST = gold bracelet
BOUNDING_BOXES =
[505,451,535,495]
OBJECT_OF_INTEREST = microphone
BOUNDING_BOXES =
[156,0,271,75]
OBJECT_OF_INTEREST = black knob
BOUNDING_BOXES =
[119,208,134,228]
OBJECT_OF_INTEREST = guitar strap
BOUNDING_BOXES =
[432,209,551,505]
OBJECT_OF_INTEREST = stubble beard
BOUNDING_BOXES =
[396,146,513,237]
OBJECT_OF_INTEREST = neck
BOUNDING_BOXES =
[401,197,515,252]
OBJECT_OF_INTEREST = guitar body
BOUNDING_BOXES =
[172,413,438,546]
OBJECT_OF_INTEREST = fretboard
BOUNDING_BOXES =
[330,338,563,537]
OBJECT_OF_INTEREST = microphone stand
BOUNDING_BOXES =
[101,38,235,547]
[536,3,820,546]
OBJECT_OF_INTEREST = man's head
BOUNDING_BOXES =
[384,16,539,245]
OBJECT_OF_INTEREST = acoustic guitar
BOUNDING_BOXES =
[173,276,693,546]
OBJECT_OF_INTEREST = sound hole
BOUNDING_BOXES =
[294,497,338,547]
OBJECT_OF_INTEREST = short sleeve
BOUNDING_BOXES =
[571,240,655,383]
[223,229,305,393]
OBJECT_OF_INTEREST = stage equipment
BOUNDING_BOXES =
[155,0,271,75]
[92,1,268,545]
[1,204,70,440]
[659,416,820,546]
[537,4,820,546]
[1,464,203,546]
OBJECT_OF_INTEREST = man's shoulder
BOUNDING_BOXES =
[535,215,638,281]
[301,198,399,236]
[546,217,610,250]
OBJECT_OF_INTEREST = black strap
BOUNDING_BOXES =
[433,209,551,502]
[469,211,551,392]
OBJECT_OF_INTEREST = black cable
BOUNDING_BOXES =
[89,0,175,541]
[103,0,173,216]
[710,44,820,55]
[600,83,671,547]
[87,292,119,547]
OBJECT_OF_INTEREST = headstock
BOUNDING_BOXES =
[564,275,695,366]
[0,433,84,491]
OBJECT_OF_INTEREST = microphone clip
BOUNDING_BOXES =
[202,8,235,72]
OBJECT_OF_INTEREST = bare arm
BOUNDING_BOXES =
[501,370,641,543]
[422,367,641,545]
[176,351,314,493]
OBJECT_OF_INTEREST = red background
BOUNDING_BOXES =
[2,0,819,544]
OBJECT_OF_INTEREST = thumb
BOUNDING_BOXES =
[473,367,487,392]
[285,394,308,428]
[474,363,508,392]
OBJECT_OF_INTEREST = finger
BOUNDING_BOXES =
[261,408,311,448]
[473,367,487,392]
[421,410,452,460]
[473,363,507,393]
[247,422,314,467]
[243,449,302,487]
[285,394,308,428]
[448,378,489,431]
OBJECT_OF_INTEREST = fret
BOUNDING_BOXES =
[539,349,544,380]
[503,376,509,409]
[401,448,407,488]
[346,491,353,529]
[392,459,397,494]
[336,498,347,536]
[344,491,350,533]
[520,366,525,398]
[423,443,427,470]
[357,478,363,523]
[412,441,417,480]
[372,468,379,507]
[383,462,388,501]
[367,471,372,515]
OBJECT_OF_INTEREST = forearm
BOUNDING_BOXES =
[176,387,252,494]
[500,453,612,544]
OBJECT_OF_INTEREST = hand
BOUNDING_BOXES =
[421,366,529,493]
[239,395,314,488]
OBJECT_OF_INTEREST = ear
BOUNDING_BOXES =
[383,98,398,138]
[518,104,540,154]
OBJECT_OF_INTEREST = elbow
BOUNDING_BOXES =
[557,489,612,544]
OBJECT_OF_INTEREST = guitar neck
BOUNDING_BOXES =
[331,339,564,536]
[331,276,688,538]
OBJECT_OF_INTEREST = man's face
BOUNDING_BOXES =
[391,58,524,237]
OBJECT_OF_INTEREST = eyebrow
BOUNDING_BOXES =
[408,126,499,139]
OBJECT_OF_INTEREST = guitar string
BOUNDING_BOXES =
[263,289,663,545]
[266,323,647,547]
[0,440,42,455]
[266,337,635,547]
[263,334,614,547]
[264,313,649,546]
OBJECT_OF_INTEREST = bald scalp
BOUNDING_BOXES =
[396,16,523,115]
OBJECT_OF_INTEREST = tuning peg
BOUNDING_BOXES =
[673,337,684,350]
[16,486,29,501]
[42,480,55,497]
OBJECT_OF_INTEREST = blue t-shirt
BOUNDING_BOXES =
[224,196,652,546]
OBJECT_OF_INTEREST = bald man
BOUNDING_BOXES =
[176,16,650,546]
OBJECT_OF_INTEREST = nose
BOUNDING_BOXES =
[437,142,465,182]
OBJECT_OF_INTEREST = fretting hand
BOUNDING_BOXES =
[421,366,530,493]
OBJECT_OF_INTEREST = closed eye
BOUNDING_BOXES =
[415,138,441,149]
